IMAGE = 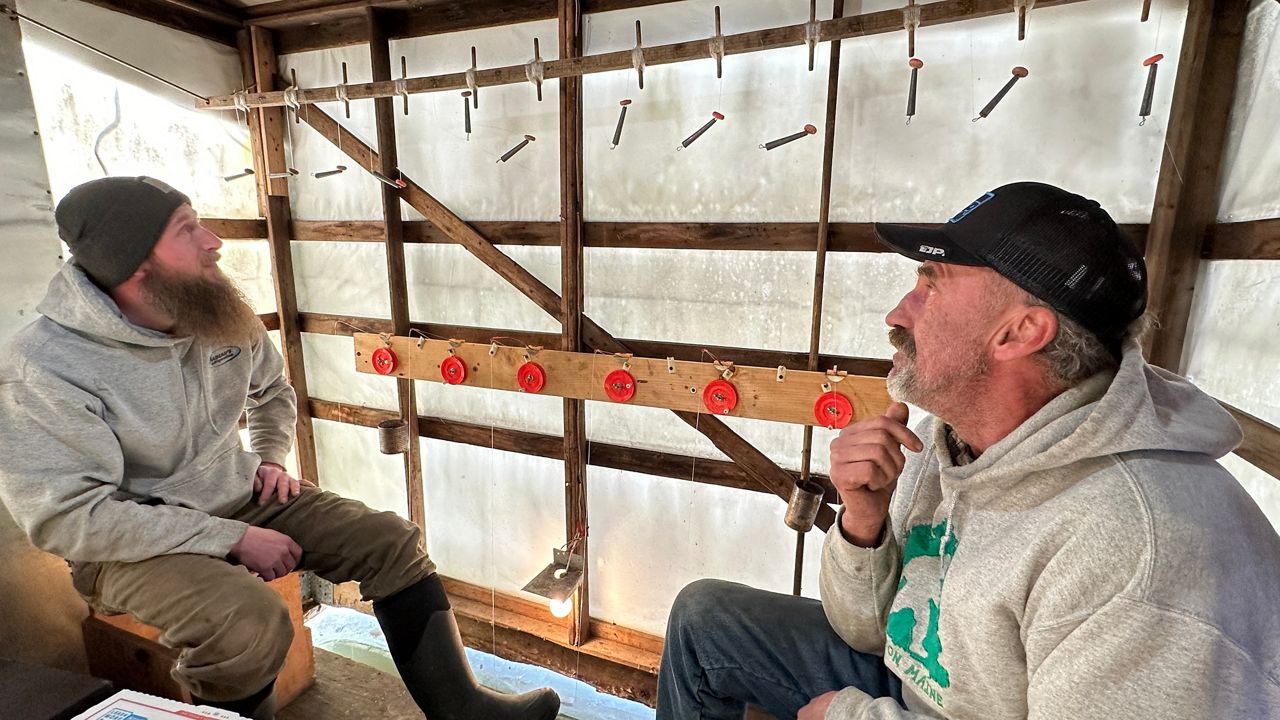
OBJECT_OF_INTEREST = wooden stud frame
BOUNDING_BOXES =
[352,334,891,428]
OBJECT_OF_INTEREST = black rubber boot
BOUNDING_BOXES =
[373,574,560,720]
[193,680,276,720]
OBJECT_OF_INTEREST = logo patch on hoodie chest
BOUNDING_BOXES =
[209,346,242,367]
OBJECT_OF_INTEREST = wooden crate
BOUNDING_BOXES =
[82,573,315,707]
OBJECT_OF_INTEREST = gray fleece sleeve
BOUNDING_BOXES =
[0,378,247,562]
[820,509,902,654]
[242,332,297,468]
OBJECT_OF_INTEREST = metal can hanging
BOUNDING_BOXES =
[516,362,546,393]
[702,379,738,415]
[440,355,468,385]
[604,369,636,403]
[371,347,398,376]
[813,392,854,429]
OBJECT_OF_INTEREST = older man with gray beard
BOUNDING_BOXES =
[656,182,1280,720]
[0,177,560,720]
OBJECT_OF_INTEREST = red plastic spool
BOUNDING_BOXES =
[371,347,398,376]
[702,379,738,415]
[604,369,636,403]
[517,362,546,393]
[440,355,468,385]
[813,392,854,429]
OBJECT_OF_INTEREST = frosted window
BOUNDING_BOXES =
[1217,0,1280,222]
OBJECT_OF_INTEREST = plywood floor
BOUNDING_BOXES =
[277,649,581,720]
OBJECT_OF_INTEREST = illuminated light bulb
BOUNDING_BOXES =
[549,597,574,618]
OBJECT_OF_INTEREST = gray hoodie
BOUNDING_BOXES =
[820,345,1280,719]
[0,262,296,562]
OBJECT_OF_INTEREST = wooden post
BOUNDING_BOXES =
[1143,0,1247,371]
[246,26,320,486]
[368,9,426,532]
[794,0,844,597]
[559,0,590,647]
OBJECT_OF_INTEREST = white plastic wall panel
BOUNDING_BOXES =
[220,240,277,314]
[416,383,565,437]
[1181,260,1280,530]
[312,418,410,518]
[582,0,835,221]
[278,47,383,221]
[829,0,1187,223]
[586,465,824,634]
[1217,0,1280,222]
[281,22,562,223]
[404,244,562,333]
[302,333,400,411]
[292,241,393,318]
[20,16,255,218]
[421,440,567,596]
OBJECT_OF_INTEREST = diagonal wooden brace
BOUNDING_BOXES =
[293,99,836,532]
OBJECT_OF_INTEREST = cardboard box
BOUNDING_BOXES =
[71,689,245,720]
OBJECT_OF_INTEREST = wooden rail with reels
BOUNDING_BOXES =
[353,333,891,429]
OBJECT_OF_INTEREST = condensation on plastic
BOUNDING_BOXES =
[220,240,277,313]
[1216,1,1280,222]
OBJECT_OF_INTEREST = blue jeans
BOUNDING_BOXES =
[657,579,904,720]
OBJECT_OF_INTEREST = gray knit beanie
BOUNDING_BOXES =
[55,176,191,289]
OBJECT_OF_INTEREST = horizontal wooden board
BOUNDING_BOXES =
[353,333,891,428]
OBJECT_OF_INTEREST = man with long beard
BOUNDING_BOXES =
[656,182,1280,719]
[0,177,561,720]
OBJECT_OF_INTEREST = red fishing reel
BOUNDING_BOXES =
[516,362,546,393]
[440,355,468,385]
[702,379,738,415]
[813,392,854,429]
[371,347,398,376]
[604,369,636,403]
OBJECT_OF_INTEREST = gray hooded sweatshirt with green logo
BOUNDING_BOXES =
[820,345,1280,718]
[0,262,296,562]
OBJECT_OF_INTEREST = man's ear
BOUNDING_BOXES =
[991,305,1057,363]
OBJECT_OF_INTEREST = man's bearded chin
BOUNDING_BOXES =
[885,326,920,405]
[140,263,261,346]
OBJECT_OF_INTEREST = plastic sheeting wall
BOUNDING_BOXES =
[266,0,1280,639]
[1181,0,1280,533]
[17,0,1274,640]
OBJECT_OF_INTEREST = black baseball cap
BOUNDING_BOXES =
[874,182,1147,350]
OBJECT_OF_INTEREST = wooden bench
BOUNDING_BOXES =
[81,573,315,707]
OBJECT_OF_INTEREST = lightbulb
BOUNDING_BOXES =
[549,597,574,618]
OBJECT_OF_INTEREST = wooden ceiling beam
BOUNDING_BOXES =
[220,0,1096,89]
[76,0,240,46]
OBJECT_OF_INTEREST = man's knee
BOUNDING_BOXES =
[218,587,294,670]
[668,579,741,634]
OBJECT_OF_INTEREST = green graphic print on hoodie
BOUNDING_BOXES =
[818,343,1280,719]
